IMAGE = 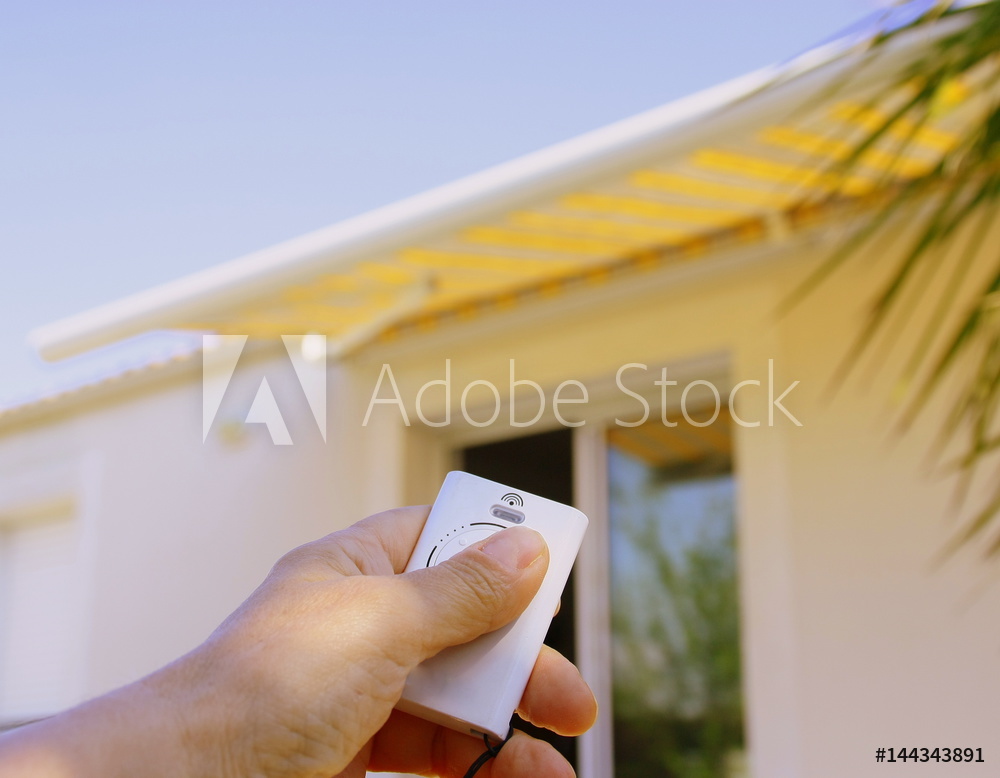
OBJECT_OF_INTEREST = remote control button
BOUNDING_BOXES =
[430,527,501,566]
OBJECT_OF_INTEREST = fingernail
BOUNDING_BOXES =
[481,527,546,570]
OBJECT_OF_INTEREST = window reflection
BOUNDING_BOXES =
[608,410,745,777]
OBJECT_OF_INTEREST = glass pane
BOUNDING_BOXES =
[608,414,745,778]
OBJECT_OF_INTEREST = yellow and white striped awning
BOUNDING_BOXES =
[29,14,989,362]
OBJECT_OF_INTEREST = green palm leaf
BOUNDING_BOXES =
[785,0,1000,557]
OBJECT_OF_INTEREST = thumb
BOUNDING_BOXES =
[393,526,549,664]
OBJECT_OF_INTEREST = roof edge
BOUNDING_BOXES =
[29,13,965,362]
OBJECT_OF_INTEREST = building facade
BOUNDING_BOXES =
[3,14,999,777]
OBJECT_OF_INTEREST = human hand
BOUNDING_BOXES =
[0,505,596,778]
[190,505,596,777]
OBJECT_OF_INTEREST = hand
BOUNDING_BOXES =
[0,506,597,778]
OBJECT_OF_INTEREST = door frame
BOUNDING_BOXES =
[416,355,762,777]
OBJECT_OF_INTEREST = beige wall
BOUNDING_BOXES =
[351,217,1000,777]
[1,214,997,776]
[0,354,363,710]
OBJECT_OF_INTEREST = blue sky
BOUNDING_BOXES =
[1,1,883,407]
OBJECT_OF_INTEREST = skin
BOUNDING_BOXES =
[0,506,597,778]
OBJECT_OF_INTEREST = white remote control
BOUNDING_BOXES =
[395,470,589,741]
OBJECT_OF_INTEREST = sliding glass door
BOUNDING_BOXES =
[605,408,745,777]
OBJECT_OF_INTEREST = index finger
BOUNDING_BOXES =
[348,505,432,573]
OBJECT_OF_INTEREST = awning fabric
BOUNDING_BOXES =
[29,15,988,362]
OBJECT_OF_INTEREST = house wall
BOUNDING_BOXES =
[1,215,997,777]
[351,216,1000,778]
[0,353,367,718]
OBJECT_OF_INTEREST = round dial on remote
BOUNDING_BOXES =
[426,522,505,567]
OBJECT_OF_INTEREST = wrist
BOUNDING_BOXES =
[138,644,244,778]
[0,645,240,778]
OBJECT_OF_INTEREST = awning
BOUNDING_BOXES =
[29,14,983,362]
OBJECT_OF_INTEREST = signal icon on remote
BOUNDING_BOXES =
[500,492,523,507]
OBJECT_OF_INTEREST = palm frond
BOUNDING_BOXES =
[784,0,1000,557]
